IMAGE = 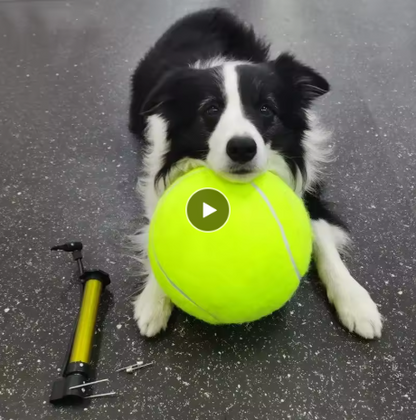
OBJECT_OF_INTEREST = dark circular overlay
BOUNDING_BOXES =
[186,188,230,232]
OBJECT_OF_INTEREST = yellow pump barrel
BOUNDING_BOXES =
[69,279,103,363]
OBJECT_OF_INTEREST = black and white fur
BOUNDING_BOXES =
[129,8,382,339]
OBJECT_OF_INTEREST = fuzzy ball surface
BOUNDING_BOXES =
[148,168,312,324]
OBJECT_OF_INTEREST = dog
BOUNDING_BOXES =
[128,8,382,339]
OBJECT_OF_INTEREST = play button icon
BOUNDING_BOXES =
[203,202,217,218]
[186,188,230,232]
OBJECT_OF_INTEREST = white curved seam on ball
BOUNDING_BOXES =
[250,183,302,281]
[151,249,219,322]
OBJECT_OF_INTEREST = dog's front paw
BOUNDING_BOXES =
[330,280,383,339]
[133,286,173,337]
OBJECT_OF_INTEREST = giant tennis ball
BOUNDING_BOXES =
[148,167,312,324]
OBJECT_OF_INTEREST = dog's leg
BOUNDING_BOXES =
[131,215,173,338]
[131,224,173,337]
[312,219,383,339]
[133,270,173,337]
[131,115,175,337]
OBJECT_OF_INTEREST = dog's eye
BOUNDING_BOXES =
[204,105,220,116]
[259,104,273,117]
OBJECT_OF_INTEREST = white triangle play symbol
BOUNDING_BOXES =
[203,202,217,218]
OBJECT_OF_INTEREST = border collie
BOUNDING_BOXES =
[128,8,382,339]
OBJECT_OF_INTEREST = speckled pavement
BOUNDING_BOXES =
[0,1,415,419]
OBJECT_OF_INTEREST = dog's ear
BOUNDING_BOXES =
[141,68,200,116]
[273,52,330,106]
[140,72,176,116]
[140,70,186,116]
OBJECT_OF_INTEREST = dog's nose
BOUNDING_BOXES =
[226,137,257,163]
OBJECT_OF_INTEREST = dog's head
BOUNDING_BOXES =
[140,53,329,192]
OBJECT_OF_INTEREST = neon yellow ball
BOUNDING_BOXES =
[148,167,312,324]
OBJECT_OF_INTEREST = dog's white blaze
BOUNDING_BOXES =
[191,57,249,70]
[206,63,267,179]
